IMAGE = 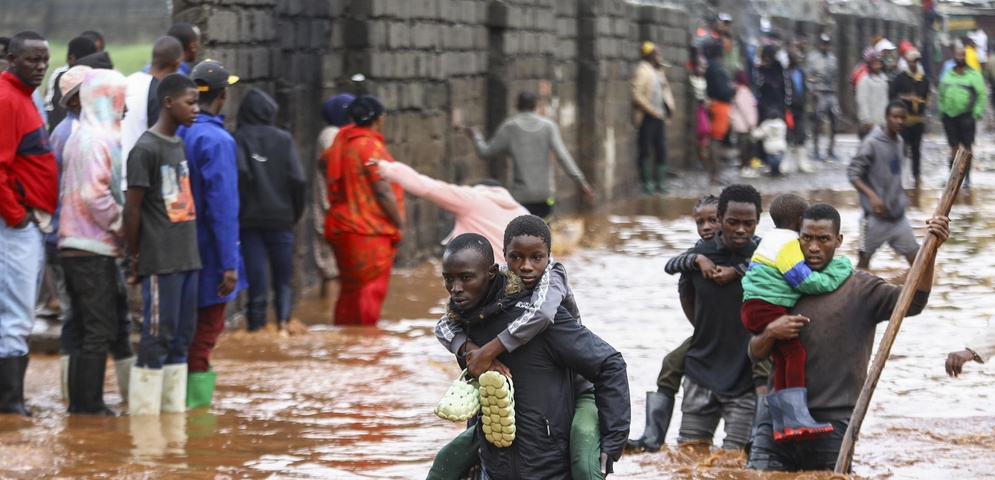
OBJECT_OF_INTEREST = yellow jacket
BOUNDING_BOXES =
[631,60,676,126]
[967,46,981,72]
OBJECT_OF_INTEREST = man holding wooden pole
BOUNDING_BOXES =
[745,203,950,472]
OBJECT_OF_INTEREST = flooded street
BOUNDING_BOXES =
[5,137,995,479]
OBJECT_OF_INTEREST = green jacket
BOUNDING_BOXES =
[939,68,987,119]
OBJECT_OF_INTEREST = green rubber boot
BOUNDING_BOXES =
[640,161,655,194]
[186,368,217,409]
[655,164,669,194]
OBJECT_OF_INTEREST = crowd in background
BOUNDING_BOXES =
[635,12,991,191]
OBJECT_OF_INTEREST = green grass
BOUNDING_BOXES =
[42,40,153,93]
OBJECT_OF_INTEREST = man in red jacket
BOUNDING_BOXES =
[0,30,58,416]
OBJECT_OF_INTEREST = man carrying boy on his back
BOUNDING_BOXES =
[431,215,606,479]
[440,230,629,479]
[741,193,853,442]
[177,60,245,408]
[123,73,202,416]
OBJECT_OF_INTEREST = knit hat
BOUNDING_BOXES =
[347,95,385,126]
[322,93,355,127]
[641,41,656,57]
[862,46,879,63]
[58,65,93,108]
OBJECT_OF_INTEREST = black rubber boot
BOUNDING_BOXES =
[69,353,118,416]
[0,355,30,416]
[746,393,771,457]
[771,388,832,442]
[624,391,674,453]
[766,391,786,442]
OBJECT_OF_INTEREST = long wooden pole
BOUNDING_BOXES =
[834,148,971,474]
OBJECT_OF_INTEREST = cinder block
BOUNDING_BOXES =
[388,22,411,49]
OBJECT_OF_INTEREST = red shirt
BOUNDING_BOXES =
[323,124,404,238]
[0,71,58,226]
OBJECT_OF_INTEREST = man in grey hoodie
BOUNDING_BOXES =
[460,90,594,220]
[847,100,918,270]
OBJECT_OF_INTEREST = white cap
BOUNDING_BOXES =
[874,39,896,52]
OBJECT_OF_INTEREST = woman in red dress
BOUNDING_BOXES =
[323,96,405,326]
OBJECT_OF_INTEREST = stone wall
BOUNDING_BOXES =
[172,0,920,293]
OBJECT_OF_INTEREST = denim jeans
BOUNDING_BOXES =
[240,229,295,330]
[0,222,43,357]
[138,271,198,369]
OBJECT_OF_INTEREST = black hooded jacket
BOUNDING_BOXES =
[452,272,631,479]
[234,88,306,230]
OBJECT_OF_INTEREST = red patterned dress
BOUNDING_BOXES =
[323,124,404,326]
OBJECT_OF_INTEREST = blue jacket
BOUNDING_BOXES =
[178,112,247,307]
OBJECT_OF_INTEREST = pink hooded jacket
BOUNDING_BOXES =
[377,161,529,263]
[730,85,758,134]
[58,69,128,257]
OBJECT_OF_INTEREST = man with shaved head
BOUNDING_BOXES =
[1,30,58,415]
[121,36,184,191]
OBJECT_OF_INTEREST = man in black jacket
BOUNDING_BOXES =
[235,88,307,334]
[441,232,630,479]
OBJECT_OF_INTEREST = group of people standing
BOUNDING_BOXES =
[633,11,989,190]
[0,27,306,417]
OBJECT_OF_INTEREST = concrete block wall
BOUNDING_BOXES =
[329,0,493,263]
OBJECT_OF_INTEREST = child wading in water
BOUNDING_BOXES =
[431,215,620,479]
[741,194,853,441]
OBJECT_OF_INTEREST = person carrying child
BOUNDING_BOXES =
[741,193,853,441]
[431,215,623,479]
[435,227,629,479]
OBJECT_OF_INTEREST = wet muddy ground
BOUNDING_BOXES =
[5,135,995,479]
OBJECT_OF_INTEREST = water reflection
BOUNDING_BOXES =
[7,188,995,479]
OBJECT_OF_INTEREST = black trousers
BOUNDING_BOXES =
[62,255,124,355]
[901,122,925,179]
[788,105,806,147]
[637,115,666,181]
[521,200,553,221]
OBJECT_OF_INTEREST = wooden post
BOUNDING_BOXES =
[834,148,971,474]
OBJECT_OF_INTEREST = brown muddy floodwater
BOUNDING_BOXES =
[4,188,995,480]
